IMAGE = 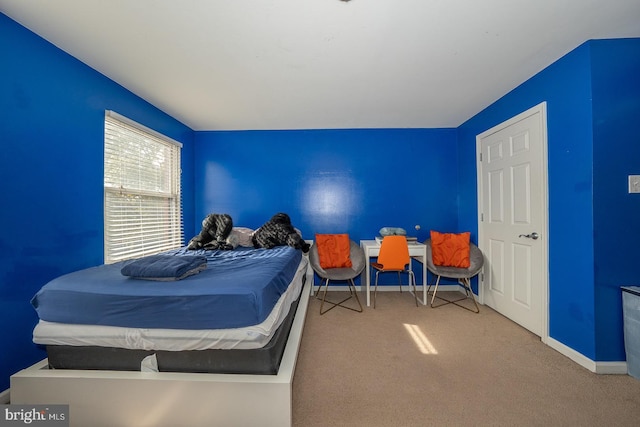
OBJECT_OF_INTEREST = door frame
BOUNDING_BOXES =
[475,101,550,343]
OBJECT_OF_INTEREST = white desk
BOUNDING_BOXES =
[360,240,428,307]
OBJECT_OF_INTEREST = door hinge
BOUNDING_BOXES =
[479,152,483,162]
[480,213,484,222]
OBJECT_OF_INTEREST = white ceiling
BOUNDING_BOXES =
[2,0,640,131]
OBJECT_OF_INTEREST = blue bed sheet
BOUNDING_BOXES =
[31,246,302,330]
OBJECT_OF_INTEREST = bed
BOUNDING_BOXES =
[11,244,313,427]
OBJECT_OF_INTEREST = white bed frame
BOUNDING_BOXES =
[10,264,313,427]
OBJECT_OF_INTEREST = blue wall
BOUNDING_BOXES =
[458,38,640,362]
[193,129,460,285]
[2,11,639,393]
[194,129,458,240]
[0,14,195,391]
[591,39,640,361]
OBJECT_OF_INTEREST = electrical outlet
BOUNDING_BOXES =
[629,175,640,193]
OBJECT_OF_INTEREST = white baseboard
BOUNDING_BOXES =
[312,284,460,293]
[546,337,628,374]
[594,361,628,375]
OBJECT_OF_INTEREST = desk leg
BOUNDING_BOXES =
[422,258,427,305]
[364,251,371,307]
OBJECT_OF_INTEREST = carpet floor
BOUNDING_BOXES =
[292,291,640,427]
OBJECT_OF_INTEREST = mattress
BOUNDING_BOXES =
[33,256,308,351]
[31,246,302,330]
[44,281,305,374]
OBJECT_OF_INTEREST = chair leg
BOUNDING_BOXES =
[428,276,480,313]
[319,277,331,314]
[320,277,364,315]
[348,278,363,312]
[376,270,420,307]
[314,278,324,300]
[429,275,442,307]
[459,278,480,313]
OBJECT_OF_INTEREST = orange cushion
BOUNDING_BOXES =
[430,231,471,268]
[315,234,352,269]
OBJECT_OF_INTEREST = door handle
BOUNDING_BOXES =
[518,232,539,240]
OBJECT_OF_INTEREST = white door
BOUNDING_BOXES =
[477,102,548,339]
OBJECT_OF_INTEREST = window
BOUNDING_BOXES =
[104,111,183,263]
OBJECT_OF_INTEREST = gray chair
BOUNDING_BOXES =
[309,239,365,315]
[424,238,483,313]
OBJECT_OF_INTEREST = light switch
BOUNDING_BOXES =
[629,175,640,193]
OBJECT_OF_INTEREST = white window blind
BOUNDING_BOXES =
[104,111,183,263]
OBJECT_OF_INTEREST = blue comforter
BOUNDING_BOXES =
[31,246,302,330]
